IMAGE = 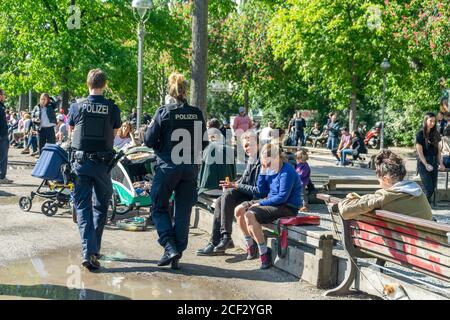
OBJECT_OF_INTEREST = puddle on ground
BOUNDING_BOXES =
[0,250,242,300]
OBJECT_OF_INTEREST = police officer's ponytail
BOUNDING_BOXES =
[168,72,187,103]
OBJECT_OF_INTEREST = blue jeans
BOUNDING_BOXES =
[340,149,353,165]
[327,136,339,150]
[0,135,9,179]
[150,162,199,253]
[28,135,38,153]
[72,159,113,261]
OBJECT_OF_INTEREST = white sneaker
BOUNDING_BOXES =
[0,178,13,184]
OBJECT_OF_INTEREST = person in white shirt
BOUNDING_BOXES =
[260,121,274,145]
[55,115,68,144]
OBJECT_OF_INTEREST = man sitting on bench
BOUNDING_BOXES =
[337,150,432,220]
[197,130,261,256]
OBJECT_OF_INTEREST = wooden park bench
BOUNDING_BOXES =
[317,193,450,298]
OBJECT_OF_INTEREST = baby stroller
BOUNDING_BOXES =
[110,146,156,222]
[18,144,75,217]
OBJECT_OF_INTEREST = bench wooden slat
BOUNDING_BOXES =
[353,238,450,280]
[351,220,450,258]
[358,215,449,244]
[351,228,450,266]
[374,210,450,234]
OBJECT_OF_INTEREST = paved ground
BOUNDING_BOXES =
[1,146,448,300]
[0,148,373,300]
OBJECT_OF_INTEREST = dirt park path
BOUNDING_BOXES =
[0,148,372,300]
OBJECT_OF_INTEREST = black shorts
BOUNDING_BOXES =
[241,200,297,225]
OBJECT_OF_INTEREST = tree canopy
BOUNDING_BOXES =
[0,0,448,146]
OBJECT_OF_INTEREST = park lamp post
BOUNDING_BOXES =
[132,0,152,134]
[380,58,390,150]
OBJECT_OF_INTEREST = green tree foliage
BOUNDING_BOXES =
[269,0,400,131]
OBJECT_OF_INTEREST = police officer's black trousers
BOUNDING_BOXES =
[150,163,199,253]
[72,159,113,261]
[211,189,251,245]
[0,135,9,179]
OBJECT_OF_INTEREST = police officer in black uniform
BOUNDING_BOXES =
[145,72,207,270]
[68,69,122,271]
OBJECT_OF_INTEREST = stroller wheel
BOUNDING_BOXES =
[19,196,32,212]
[41,200,58,217]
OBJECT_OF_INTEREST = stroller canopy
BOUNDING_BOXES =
[31,144,69,181]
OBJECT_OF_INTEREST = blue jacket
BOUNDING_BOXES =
[257,162,302,208]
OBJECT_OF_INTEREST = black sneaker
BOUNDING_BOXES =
[246,242,258,260]
[213,237,235,253]
[196,242,219,256]
[259,248,272,269]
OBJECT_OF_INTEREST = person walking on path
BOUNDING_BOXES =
[291,111,306,147]
[32,93,57,155]
[69,69,122,271]
[145,72,208,270]
[416,112,445,204]
[326,113,341,152]
[0,89,13,184]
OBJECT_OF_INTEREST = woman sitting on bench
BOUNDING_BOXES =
[234,142,302,270]
[338,150,432,220]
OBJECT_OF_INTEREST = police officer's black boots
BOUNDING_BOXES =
[170,253,182,270]
[157,241,180,267]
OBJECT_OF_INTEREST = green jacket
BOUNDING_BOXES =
[338,181,433,221]
[198,141,236,194]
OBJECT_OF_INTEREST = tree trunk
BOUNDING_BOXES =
[18,93,28,112]
[190,0,208,118]
[61,67,70,113]
[349,67,358,132]
[349,91,357,132]
[243,88,249,113]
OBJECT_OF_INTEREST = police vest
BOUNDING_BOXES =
[71,99,115,152]
[163,102,203,163]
